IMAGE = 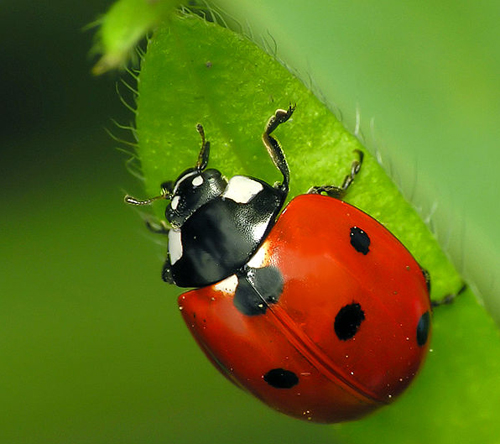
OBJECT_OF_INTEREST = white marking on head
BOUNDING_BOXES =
[173,171,198,194]
[213,274,239,294]
[192,175,204,187]
[222,176,263,204]
[171,195,180,210]
[168,229,183,265]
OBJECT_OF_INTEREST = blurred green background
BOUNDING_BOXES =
[2,1,499,443]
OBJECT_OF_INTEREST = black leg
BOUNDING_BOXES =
[195,124,210,171]
[262,105,295,195]
[162,259,175,284]
[308,150,364,200]
[421,267,431,293]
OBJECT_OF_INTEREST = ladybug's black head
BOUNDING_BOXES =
[165,167,227,228]
[164,123,229,228]
[124,124,227,227]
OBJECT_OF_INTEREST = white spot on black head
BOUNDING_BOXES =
[171,195,180,210]
[192,175,204,187]
[222,176,264,204]
[168,229,183,265]
[173,171,198,194]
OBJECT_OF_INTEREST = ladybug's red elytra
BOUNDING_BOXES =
[126,106,432,423]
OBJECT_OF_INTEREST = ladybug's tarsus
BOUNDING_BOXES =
[195,124,210,171]
[421,267,431,293]
[124,193,167,206]
[308,149,364,199]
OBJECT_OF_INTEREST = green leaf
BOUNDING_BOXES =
[90,0,180,75]
[132,12,500,443]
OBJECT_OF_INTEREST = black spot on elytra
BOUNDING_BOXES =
[263,368,299,389]
[350,226,370,254]
[416,311,431,346]
[334,303,365,340]
[233,266,284,316]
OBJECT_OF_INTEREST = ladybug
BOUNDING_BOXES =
[126,106,432,423]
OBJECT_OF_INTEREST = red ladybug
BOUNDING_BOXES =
[126,106,432,423]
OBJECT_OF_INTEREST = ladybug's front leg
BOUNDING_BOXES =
[143,220,176,283]
[143,219,175,283]
[308,150,364,200]
[262,105,295,195]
